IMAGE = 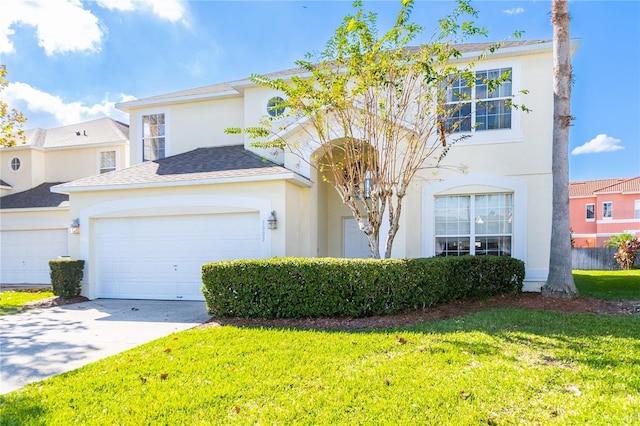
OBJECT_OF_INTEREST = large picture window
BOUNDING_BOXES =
[142,113,165,161]
[435,193,513,256]
[444,68,512,133]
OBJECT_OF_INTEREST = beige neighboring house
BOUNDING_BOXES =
[53,40,573,300]
[0,118,129,284]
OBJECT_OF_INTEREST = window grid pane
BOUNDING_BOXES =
[445,67,512,134]
[100,151,116,174]
[435,193,513,258]
[142,113,166,161]
[603,202,612,219]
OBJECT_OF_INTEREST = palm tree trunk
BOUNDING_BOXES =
[541,0,578,299]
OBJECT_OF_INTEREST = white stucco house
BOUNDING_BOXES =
[0,118,129,284]
[52,39,574,300]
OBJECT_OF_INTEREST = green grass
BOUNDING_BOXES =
[0,289,54,316]
[1,309,639,425]
[574,270,640,300]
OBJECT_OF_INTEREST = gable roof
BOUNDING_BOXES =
[53,145,311,192]
[17,117,129,149]
[117,39,556,110]
[569,177,640,197]
[0,182,69,209]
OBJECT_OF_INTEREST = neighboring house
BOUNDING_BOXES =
[0,118,129,284]
[569,177,640,247]
[52,39,569,300]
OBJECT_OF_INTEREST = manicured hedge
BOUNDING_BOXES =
[202,256,524,319]
[49,259,85,299]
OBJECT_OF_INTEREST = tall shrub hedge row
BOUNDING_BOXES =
[201,256,525,319]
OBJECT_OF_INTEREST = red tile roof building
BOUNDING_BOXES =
[569,177,640,247]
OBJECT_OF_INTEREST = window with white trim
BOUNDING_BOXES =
[435,193,513,256]
[142,113,165,161]
[99,150,116,174]
[603,202,612,219]
[585,203,595,221]
[444,68,512,133]
[10,157,20,171]
[635,200,640,219]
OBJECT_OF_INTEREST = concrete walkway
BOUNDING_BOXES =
[0,299,210,394]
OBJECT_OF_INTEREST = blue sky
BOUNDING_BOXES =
[1,0,638,181]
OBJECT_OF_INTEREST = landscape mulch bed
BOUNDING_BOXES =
[20,292,639,330]
[201,293,640,331]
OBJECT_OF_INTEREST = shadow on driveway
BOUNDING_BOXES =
[0,299,210,394]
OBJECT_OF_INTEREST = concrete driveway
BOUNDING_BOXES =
[0,299,210,394]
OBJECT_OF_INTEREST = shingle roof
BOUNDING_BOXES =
[569,177,640,197]
[0,183,69,209]
[0,179,11,188]
[118,40,552,108]
[55,145,295,189]
[21,117,129,149]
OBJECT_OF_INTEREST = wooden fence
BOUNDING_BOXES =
[571,247,634,270]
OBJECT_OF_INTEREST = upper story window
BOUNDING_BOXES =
[434,193,513,257]
[266,96,286,118]
[635,200,640,219]
[444,68,512,133]
[10,157,20,171]
[603,202,612,219]
[585,203,595,221]
[100,150,116,174]
[142,113,165,161]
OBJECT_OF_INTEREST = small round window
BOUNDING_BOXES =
[266,96,286,118]
[10,157,21,171]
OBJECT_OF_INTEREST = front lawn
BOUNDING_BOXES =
[1,309,638,425]
[0,289,54,316]
[574,269,640,300]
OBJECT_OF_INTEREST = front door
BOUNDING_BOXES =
[343,217,373,258]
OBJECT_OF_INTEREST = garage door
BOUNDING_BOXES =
[0,229,69,284]
[94,213,261,300]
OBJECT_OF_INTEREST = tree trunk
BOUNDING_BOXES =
[541,0,578,299]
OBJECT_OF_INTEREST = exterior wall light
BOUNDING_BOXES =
[69,218,80,234]
[267,211,278,230]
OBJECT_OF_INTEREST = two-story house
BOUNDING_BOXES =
[569,177,640,247]
[52,39,569,300]
[0,118,129,284]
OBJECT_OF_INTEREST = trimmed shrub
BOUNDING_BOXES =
[202,256,524,319]
[49,259,85,298]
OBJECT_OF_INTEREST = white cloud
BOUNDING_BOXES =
[571,134,624,155]
[503,8,525,15]
[0,0,103,55]
[96,0,187,24]
[0,82,134,128]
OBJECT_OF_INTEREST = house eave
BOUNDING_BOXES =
[51,172,313,194]
[0,206,69,213]
[116,89,241,111]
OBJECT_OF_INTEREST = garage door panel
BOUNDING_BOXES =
[0,229,68,284]
[95,213,262,300]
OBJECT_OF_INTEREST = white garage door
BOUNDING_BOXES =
[94,213,261,300]
[0,229,69,284]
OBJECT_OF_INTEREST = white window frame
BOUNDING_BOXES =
[441,60,523,145]
[266,96,286,119]
[603,201,613,219]
[585,203,595,221]
[635,200,640,219]
[97,149,117,174]
[140,110,170,162]
[10,157,21,172]
[434,193,513,257]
